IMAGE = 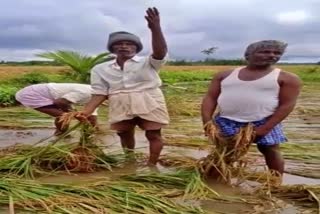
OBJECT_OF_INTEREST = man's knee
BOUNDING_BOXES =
[145,130,162,141]
[117,129,134,138]
[257,144,280,154]
[258,144,283,164]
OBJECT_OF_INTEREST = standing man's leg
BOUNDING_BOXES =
[112,120,136,153]
[139,118,165,165]
[257,144,284,175]
[117,129,136,152]
[145,129,163,165]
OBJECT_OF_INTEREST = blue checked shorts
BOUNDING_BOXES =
[214,116,287,146]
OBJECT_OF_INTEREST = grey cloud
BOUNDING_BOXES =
[0,0,319,62]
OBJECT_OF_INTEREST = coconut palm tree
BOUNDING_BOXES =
[37,50,113,83]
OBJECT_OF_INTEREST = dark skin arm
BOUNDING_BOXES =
[255,72,302,137]
[53,98,73,112]
[36,98,72,135]
[35,98,73,118]
[201,71,232,127]
[145,7,167,60]
[76,95,107,121]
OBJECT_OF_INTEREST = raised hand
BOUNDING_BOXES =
[145,7,161,30]
[145,7,167,59]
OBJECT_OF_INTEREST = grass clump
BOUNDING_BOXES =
[0,113,127,178]
[0,86,19,107]
[0,171,216,213]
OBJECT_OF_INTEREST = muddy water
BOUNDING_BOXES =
[0,129,53,147]
[283,173,320,185]
[1,128,320,186]
[0,128,318,214]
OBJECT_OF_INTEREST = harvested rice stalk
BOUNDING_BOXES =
[0,142,132,178]
[0,177,205,214]
[58,112,78,131]
[159,155,198,169]
[121,170,220,199]
[199,121,255,183]
[55,112,103,172]
[58,112,95,144]
[119,169,253,205]
[0,112,129,177]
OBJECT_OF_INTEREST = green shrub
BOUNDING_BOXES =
[0,86,19,106]
[160,70,214,84]
[14,72,49,85]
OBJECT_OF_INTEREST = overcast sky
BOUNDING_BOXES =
[1,0,319,62]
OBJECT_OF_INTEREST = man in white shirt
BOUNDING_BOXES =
[78,7,169,166]
[16,83,98,136]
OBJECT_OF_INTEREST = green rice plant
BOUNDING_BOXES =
[160,70,214,84]
[121,170,220,199]
[0,86,19,106]
[0,176,206,214]
[281,143,320,164]
[13,71,49,85]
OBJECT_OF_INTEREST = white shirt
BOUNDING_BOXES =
[47,83,98,115]
[217,67,280,122]
[48,83,94,104]
[90,55,166,95]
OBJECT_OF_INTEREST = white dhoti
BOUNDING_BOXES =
[108,88,169,125]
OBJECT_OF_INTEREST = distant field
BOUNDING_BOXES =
[164,64,316,72]
[0,65,68,81]
[0,64,318,82]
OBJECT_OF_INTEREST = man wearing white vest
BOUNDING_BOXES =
[201,40,301,177]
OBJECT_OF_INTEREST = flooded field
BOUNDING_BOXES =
[0,72,319,213]
[0,127,318,213]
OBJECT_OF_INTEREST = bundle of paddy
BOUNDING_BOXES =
[198,121,255,183]
[0,112,129,178]
[0,172,210,213]
[0,141,131,179]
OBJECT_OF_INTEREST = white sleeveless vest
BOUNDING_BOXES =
[217,67,280,122]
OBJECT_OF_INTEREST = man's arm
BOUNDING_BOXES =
[83,67,109,116]
[75,67,108,122]
[145,7,167,60]
[255,72,302,136]
[53,98,72,112]
[82,95,107,116]
[201,72,229,125]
